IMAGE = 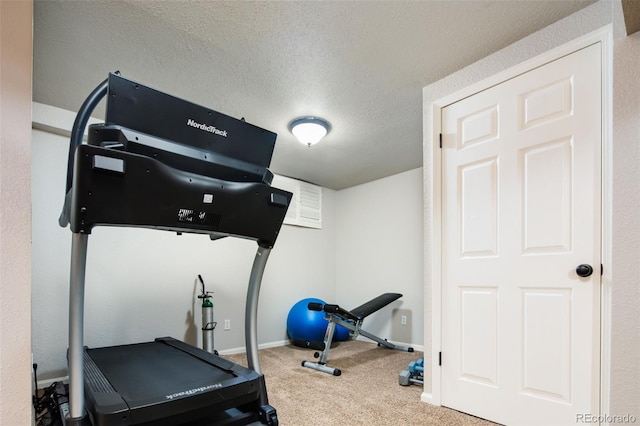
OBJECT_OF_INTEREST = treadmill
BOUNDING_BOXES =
[59,73,292,426]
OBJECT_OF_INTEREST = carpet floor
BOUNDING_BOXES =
[225,340,498,426]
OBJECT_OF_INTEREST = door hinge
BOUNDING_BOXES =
[439,351,442,366]
[439,133,442,148]
[601,264,604,276]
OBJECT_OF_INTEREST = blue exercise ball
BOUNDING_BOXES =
[335,322,350,341]
[287,298,350,344]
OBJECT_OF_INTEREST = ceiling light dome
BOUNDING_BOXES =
[288,116,331,147]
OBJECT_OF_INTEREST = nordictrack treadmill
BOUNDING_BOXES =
[59,73,292,426]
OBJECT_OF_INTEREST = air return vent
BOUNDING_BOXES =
[272,175,322,229]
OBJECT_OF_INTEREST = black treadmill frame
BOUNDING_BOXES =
[62,74,290,426]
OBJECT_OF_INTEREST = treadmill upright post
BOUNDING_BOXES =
[244,246,271,374]
[68,232,89,422]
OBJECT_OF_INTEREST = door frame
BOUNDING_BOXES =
[424,25,613,419]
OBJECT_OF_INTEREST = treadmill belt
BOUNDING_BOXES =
[83,338,265,425]
[88,342,235,402]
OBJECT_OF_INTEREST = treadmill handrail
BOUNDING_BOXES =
[59,78,108,228]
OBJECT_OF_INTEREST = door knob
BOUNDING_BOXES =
[576,264,593,277]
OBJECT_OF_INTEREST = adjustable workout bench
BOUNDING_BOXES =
[301,293,414,376]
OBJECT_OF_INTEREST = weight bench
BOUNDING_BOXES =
[301,292,414,376]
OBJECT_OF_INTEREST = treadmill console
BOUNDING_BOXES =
[63,73,292,248]
[104,72,276,184]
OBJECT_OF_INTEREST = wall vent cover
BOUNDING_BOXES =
[272,175,322,229]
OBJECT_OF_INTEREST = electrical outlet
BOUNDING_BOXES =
[401,315,408,326]
[224,319,231,330]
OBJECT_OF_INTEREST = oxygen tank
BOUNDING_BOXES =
[197,274,216,354]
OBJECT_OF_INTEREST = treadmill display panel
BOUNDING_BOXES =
[105,73,276,175]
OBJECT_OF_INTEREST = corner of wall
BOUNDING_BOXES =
[0,1,34,425]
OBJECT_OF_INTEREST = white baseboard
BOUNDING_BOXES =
[217,339,289,356]
[38,337,423,387]
[408,343,425,352]
[37,376,68,389]
[421,392,438,405]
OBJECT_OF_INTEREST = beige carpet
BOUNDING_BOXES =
[225,341,497,426]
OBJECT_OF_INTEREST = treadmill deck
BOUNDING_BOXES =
[83,338,265,425]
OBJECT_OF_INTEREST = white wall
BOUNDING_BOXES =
[31,124,338,380]
[610,8,640,417]
[423,0,639,415]
[0,2,33,425]
[336,168,424,346]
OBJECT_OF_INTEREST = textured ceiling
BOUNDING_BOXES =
[33,0,595,190]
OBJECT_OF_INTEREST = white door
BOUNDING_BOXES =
[441,43,601,426]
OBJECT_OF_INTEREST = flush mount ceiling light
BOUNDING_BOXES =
[288,116,331,147]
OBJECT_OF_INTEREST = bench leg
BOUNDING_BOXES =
[316,321,336,364]
[301,320,342,375]
[301,360,341,376]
